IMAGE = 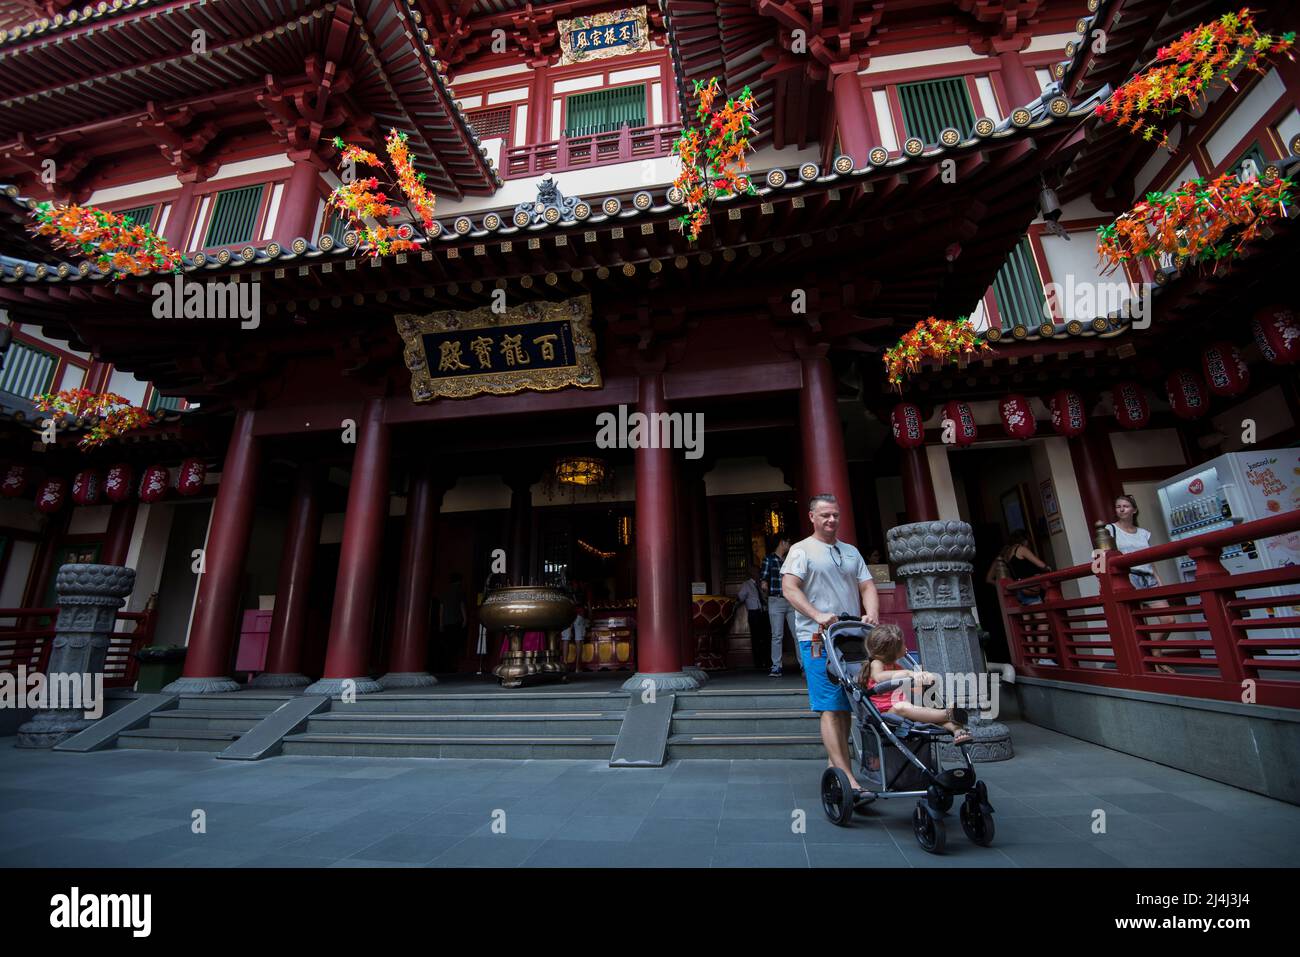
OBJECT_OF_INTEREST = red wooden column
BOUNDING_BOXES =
[528,58,553,143]
[101,500,138,567]
[624,370,697,691]
[1068,430,1120,530]
[380,458,445,688]
[274,152,326,243]
[831,66,873,163]
[998,50,1041,108]
[798,346,858,544]
[901,446,939,523]
[305,397,390,696]
[251,466,321,688]
[164,409,260,693]
[162,179,201,250]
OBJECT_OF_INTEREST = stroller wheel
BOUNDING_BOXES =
[960,798,996,846]
[820,768,854,826]
[912,802,946,854]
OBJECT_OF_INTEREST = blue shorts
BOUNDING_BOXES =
[800,641,850,713]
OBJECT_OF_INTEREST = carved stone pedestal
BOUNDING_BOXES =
[886,521,1013,762]
[17,564,135,749]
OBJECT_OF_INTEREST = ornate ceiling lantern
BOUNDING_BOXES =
[554,455,609,487]
[764,504,785,537]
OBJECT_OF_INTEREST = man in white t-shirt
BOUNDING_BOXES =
[782,494,879,791]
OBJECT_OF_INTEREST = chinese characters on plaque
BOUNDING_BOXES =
[558,7,650,64]
[394,295,602,401]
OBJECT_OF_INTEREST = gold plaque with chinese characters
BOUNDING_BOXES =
[558,6,650,64]
[394,295,602,401]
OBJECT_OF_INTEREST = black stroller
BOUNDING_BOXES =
[817,617,995,854]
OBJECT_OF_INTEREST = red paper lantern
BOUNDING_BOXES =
[941,400,978,446]
[1049,390,1087,437]
[178,457,206,496]
[890,402,925,448]
[1201,342,1250,397]
[72,469,101,506]
[1112,381,1150,430]
[104,464,134,503]
[999,394,1036,440]
[1,464,29,498]
[1251,305,1300,365]
[139,465,169,503]
[1166,369,1210,420]
[36,477,67,513]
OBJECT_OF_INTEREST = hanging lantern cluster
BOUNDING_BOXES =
[139,465,170,503]
[942,400,978,446]
[1252,305,1300,365]
[999,394,1036,440]
[890,402,926,448]
[1113,381,1151,430]
[72,469,101,506]
[1166,369,1210,420]
[2,464,29,498]
[1049,390,1087,437]
[104,464,134,502]
[1201,342,1250,397]
[178,457,206,496]
[36,477,67,514]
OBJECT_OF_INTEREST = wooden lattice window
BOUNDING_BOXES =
[898,77,977,145]
[203,184,265,248]
[993,236,1049,329]
[469,107,512,141]
[0,341,57,400]
[119,204,156,229]
[564,84,647,137]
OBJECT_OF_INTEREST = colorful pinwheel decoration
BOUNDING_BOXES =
[883,317,992,389]
[328,129,438,257]
[32,389,156,450]
[671,78,759,241]
[28,203,183,277]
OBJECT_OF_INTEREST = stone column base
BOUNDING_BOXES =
[302,676,384,697]
[682,666,709,686]
[378,671,438,689]
[162,675,242,694]
[248,672,311,689]
[15,714,93,749]
[940,719,1014,763]
[621,671,700,693]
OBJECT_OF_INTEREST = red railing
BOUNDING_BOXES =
[504,123,680,179]
[997,510,1300,708]
[0,606,155,689]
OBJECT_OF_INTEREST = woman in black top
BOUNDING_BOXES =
[986,531,1051,604]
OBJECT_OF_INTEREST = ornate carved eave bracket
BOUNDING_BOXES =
[136,104,221,183]
[756,0,883,73]
[258,57,360,157]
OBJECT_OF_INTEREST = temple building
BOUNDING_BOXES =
[0,0,1296,776]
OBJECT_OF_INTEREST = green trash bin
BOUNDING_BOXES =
[135,646,187,692]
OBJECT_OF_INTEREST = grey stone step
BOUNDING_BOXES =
[672,689,809,711]
[670,709,817,734]
[337,692,629,714]
[280,733,617,760]
[666,733,825,759]
[149,710,269,732]
[305,712,624,735]
[177,693,292,712]
[116,728,241,752]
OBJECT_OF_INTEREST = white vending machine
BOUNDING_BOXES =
[1155,448,1300,649]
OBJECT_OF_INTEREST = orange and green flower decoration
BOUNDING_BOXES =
[32,389,155,450]
[883,317,992,389]
[671,78,759,241]
[328,129,438,257]
[28,203,183,277]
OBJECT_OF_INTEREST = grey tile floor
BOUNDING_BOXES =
[1,720,1297,868]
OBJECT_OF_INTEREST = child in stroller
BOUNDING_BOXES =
[862,624,972,745]
[818,616,995,854]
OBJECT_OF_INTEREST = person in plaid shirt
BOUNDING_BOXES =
[761,535,795,675]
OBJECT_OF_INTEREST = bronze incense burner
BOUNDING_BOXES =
[479,586,577,687]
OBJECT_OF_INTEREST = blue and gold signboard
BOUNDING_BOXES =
[395,295,601,401]
[558,6,650,64]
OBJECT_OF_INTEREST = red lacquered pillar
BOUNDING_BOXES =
[1069,430,1119,530]
[165,409,260,693]
[998,50,1041,109]
[799,348,858,545]
[305,398,390,696]
[101,500,138,567]
[901,446,939,523]
[624,371,697,691]
[275,152,326,243]
[251,466,321,688]
[380,460,443,688]
[831,67,873,163]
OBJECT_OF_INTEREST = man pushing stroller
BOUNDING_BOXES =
[781,493,880,792]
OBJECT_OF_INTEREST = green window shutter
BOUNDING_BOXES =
[203,185,265,248]
[0,342,57,399]
[564,84,647,137]
[148,391,185,412]
[325,208,351,244]
[992,237,1048,330]
[119,204,155,229]
[898,78,977,145]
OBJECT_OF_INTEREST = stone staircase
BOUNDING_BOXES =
[279,690,628,759]
[116,693,293,752]
[667,687,822,758]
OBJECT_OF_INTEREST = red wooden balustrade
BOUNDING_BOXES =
[0,606,156,689]
[504,123,680,179]
[996,510,1300,708]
